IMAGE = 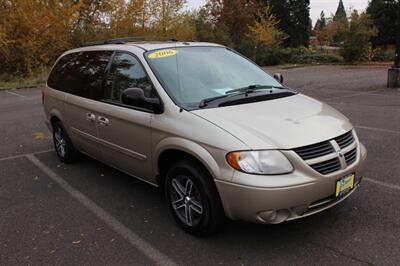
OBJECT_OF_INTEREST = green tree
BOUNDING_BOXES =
[261,0,311,47]
[334,0,347,22]
[367,0,398,46]
[314,11,327,33]
[339,10,378,62]
[332,0,348,45]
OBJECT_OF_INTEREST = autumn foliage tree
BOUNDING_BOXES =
[0,0,71,76]
[0,0,193,78]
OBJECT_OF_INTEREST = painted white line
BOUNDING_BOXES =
[328,102,400,111]
[364,178,400,191]
[6,90,27,98]
[355,125,400,135]
[325,89,383,101]
[25,154,177,266]
[0,149,54,162]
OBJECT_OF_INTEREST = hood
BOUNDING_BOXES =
[192,94,353,149]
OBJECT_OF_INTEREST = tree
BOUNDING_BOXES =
[314,11,327,33]
[332,0,348,44]
[0,0,70,76]
[339,10,378,62]
[194,2,233,47]
[151,0,187,36]
[194,0,261,54]
[367,0,398,46]
[260,0,310,47]
[334,0,347,22]
[247,6,287,61]
[248,6,287,48]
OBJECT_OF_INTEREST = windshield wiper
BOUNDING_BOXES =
[199,94,232,108]
[198,85,292,108]
[225,84,286,95]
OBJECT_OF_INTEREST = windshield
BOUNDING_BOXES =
[145,46,282,109]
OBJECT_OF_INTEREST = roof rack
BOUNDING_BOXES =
[80,36,179,47]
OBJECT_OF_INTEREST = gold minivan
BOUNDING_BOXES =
[43,39,367,235]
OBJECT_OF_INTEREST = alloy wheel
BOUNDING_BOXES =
[54,127,67,158]
[170,176,204,227]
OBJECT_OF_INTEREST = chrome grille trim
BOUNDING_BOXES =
[294,130,358,175]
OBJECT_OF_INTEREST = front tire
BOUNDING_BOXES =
[52,121,80,163]
[165,160,225,236]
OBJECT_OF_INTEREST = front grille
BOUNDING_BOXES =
[309,157,342,175]
[335,131,355,149]
[294,130,358,175]
[344,147,357,166]
[293,141,334,160]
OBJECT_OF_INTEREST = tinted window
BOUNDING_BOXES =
[104,53,155,103]
[48,53,79,92]
[48,51,112,100]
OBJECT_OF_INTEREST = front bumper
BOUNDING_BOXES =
[215,143,367,224]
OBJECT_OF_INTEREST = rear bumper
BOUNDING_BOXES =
[215,143,367,223]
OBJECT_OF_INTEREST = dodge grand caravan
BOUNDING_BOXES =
[43,38,367,235]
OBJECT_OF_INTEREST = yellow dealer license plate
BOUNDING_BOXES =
[335,173,355,197]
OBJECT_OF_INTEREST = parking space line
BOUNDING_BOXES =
[355,125,400,135]
[25,154,177,266]
[6,90,27,98]
[328,102,400,111]
[0,149,54,162]
[324,89,384,101]
[365,178,400,191]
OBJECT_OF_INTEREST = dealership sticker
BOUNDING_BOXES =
[148,49,177,59]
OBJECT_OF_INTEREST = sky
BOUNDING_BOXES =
[186,0,370,26]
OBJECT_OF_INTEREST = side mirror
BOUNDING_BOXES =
[122,88,163,114]
[273,73,284,84]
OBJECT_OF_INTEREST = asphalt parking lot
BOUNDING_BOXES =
[1,65,399,265]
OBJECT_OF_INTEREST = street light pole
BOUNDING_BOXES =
[395,1,400,68]
[388,0,400,87]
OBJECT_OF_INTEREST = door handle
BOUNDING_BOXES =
[97,116,110,126]
[86,113,96,122]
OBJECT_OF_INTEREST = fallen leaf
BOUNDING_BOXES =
[33,132,52,140]
[72,240,81,245]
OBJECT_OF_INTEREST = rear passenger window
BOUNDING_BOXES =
[104,53,155,103]
[48,53,78,92]
[48,51,112,100]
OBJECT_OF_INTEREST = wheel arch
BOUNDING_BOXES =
[154,137,220,187]
[49,108,65,129]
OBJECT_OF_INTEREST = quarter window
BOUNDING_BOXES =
[47,51,112,100]
[104,53,155,103]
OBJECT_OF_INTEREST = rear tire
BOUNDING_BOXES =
[52,121,80,163]
[165,160,225,236]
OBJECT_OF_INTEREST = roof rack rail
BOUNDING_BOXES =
[80,36,178,47]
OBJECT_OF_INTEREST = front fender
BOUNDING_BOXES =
[153,137,221,179]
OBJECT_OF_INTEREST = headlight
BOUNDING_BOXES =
[226,150,293,175]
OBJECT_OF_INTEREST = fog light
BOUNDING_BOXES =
[257,209,290,224]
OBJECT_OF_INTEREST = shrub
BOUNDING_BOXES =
[289,47,344,64]
[372,48,395,62]
[254,46,343,66]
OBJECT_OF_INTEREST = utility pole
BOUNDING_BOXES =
[395,5,400,68]
[388,0,400,87]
